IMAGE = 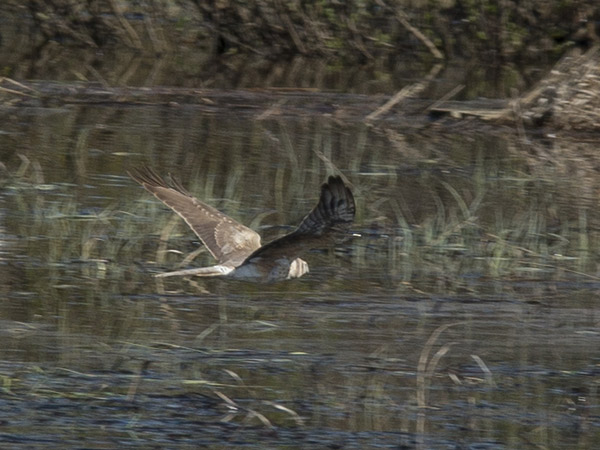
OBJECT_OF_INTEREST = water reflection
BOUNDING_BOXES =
[0,98,599,448]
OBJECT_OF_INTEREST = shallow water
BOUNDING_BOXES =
[1,94,599,448]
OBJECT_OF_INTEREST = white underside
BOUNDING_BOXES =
[154,258,309,282]
[230,257,309,282]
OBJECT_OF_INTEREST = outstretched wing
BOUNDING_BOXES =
[128,166,261,267]
[242,175,355,263]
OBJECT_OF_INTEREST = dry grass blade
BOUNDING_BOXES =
[243,410,274,429]
[214,390,238,410]
[264,401,305,426]
[416,321,466,447]
[107,0,143,49]
[156,215,181,266]
[178,246,205,268]
[194,323,219,345]
[416,321,468,410]
[2,77,38,92]
[365,63,443,122]
[0,86,35,97]
[0,78,39,97]
[471,354,496,387]
[425,343,455,382]
[440,181,471,220]
[223,369,244,385]
[16,154,31,178]
[425,85,465,113]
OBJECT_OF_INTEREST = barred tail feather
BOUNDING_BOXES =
[295,176,355,236]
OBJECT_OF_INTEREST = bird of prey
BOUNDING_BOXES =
[128,167,355,282]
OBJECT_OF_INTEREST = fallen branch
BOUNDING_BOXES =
[365,63,443,122]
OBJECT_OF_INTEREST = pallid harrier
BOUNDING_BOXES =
[129,167,355,282]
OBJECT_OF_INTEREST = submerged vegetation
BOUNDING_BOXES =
[3,112,600,299]
[2,128,600,446]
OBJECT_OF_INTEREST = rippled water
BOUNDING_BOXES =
[1,94,599,448]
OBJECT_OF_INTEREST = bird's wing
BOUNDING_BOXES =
[129,166,261,267]
[242,175,355,263]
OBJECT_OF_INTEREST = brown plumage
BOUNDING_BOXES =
[129,167,355,282]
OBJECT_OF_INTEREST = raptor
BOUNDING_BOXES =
[129,167,355,282]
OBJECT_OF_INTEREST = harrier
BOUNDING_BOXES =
[129,167,355,282]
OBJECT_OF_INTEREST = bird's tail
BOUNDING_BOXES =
[295,176,355,236]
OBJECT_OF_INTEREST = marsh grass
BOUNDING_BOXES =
[6,123,600,300]
[3,87,600,448]
[3,164,178,294]
[353,133,600,296]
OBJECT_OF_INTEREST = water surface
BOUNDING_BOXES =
[1,96,599,448]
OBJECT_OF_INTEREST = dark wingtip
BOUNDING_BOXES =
[321,174,356,224]
[129,166,195,200]
[328,174,354,199]
[325,175,343,186]
[128,165,158,185]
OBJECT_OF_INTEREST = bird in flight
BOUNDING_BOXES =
[128,167,355,282]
